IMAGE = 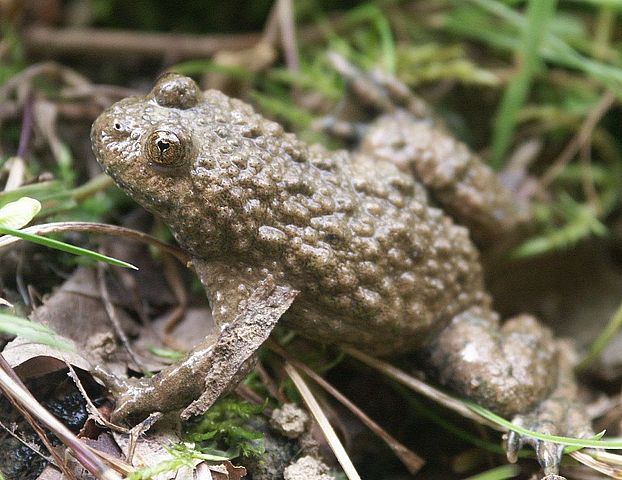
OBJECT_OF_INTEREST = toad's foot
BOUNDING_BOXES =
[315,52,435,142]
[104,282,297,425]
[327,51,434,120]
[505,341,592,477]
[427,309,592,476]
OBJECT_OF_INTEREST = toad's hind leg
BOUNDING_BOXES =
[427,308,592,476]
[327,52,530,244]
[360,111,531,244]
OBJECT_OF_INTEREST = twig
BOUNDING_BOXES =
[16,92,34,160]
[261,0,281,45]
[21,14,351,61]
[537,90,616,193]
[0,360,72,479]
[276,0,300,72]
[126,413,163,464]
[22,26,261,59]
[0,418,53,465]
[65,363,127,434]
[70,174,115,203]
[97,263,146,372]
[344,348,502,431]
[161,251,189,339]
[254,361,286,404]
[3,93,34,191]
[0,62,91,101]
[580,129,600,212]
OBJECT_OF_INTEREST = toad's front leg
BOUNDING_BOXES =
[427,308,592,476]
[103,279,297,425]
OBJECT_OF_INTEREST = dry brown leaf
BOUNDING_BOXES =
[222,460,247,480]
[36,465,63,480]
[3,337,90,376]
[28,267,136,375]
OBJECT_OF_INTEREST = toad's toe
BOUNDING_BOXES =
[505,397,592,478]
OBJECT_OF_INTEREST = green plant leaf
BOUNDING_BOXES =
[149,346,186,361]
[0,313,74,351]
[0,197,41,229]
[0,225,137,270]
[511,201,606,258]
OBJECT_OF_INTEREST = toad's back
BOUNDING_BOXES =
[92,73,489,354]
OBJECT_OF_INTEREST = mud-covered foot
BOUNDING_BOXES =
[428,311,592,478]
[505,342,593,478]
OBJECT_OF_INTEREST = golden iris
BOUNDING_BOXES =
[145,130,186,168]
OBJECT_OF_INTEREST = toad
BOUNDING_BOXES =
[91,72,591,476]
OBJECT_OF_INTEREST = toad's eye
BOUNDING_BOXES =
[144,130,188,170]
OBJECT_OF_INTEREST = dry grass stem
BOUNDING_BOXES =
[284,363,362,480]
[270,341,425,473]
[538,90,616,192]
[345,348,502,431]
[97,263,145,371]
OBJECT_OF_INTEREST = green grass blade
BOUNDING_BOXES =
[490,0,558,168]
[463,464,520,480]
[511,202,606,258]
[578,297,622,371]
[466,401,618,450]
[447,1,622,98]
[0,225,137,270]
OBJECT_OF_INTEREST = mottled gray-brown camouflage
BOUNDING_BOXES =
[92,73,590,476]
